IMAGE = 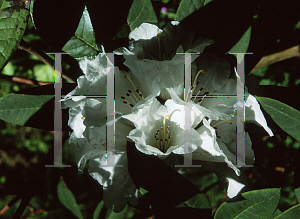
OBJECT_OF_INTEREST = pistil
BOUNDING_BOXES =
[153,115,172,153]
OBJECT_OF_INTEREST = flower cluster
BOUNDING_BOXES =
[63,22,273,212]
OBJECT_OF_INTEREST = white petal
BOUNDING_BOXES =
[226,177,246,198]
[68,107,85,138]
[129,23,162,40]
[82,99,106,127]
[192,54,231,94]
[193,119,240,175]
[88,152,140,212]
[192,161,248,198]
[157,54,199,100]
[245,95,274,136]
[69,128,106,173]
[226,132,254,165]
[210,119,237,144]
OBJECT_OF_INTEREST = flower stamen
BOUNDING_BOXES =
[212,120,232,127]
[163,115,171,146]
[126,92,137,105]
[193,87,203,102]
[122,100,134,109]
[191,70,207,94]
[128,90,139,103]
[124,74,145,100]
[152,116,172,153]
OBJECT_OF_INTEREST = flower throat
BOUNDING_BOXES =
[153,115,171,153]
[121,74,145,109]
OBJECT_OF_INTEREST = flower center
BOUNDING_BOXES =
[189,69,209,105]
[121,74,145,109]
[153,115,171,153]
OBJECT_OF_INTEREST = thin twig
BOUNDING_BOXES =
[18,42,75,83]
[0,195,21,216]
[0,74,52,85]
[251,45,300,72]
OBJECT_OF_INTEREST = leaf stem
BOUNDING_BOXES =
[17,41,75,83]
[251,45,300,72]
[0,74,51,85]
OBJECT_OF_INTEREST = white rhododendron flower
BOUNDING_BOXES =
[118,22,274,199]
[63,20,275,211]
[62,52,166,212]
[123,98,203,159]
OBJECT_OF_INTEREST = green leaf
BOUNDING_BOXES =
[256,96,300,142]
[139,187,148,196]
[295,187,300,203]
[105,205,129,219]
[0,0,29,69]
[214,188,281,219]
[185,193,211,210]
[57,179,84,219]
[127,0,158,31]
[175,0,213,21]
[93,200,104,219]
[62,8,99,60]
[274,204,300,218]
[0,93,53,125]
[228,26,251,63]
[269,209,282,219]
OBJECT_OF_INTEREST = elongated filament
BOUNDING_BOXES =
[163,115,171,145]
[191,70,207,94]
[212,120,232,127]
[124,74,143,100]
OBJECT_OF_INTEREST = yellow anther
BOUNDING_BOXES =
[81,116,85,120]
[212,120,232,127]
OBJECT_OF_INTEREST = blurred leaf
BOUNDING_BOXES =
[33,64,54,82]
[269,209,282,219]
[178,1,252,56]
[0,93,53,125]
[33,0,85,50]
[214,188,281,219]
[274,204,300,218]
[127,0,157,31]
[127,142,212,218]
[228,26,251,59]
[93,200,104,219]
[0,0,29,69]
[57,179,84,219]
[62,8,99,60]
[139,187,148,196]
[185,193,211,210]
[86,0,133,52]
[105,205,128,219]
[295,187,300,203]
[256,96,300,142]
[11,84,76,131]
[175,0,212,21]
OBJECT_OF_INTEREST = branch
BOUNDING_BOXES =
[251,45,300,72]
[18,42,75,83]
[0,74,51,85]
